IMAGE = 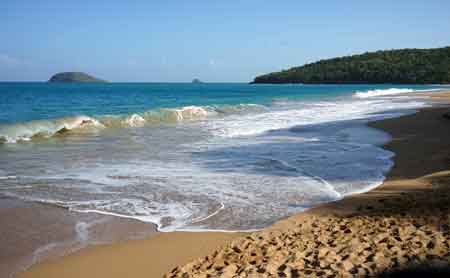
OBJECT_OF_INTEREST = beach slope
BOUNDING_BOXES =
[166,98,450,277]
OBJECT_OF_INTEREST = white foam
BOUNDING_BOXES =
[171,106,209,120]
[354,88,441,98]
[74,218,109,242]
[68,198,198,232]
[31,242,61,265]
[124,114,146,127]
[354,88,414,98]
[0,104,272,144]
[75,222,90,242]
[208,98,427,138]
[191,202,225,224]
[0,89,434,232]
[0,116,104,143]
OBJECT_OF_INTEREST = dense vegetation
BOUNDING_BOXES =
[252,47,450,84]
[48,72,106,83]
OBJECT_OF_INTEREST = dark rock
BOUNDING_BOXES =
[48,72,106,83]
[192,78,203,84]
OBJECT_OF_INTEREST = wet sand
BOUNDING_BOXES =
[16,91,450,277]
[17,230,243,278]
[167,94,450,277]
[0,198,157,278]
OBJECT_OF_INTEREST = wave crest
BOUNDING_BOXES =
[0,116,104,143]
[354,88,415,98]
[0,104,265,143]
[354,88,441,98]
[124,114,146,127]
[164,106,210,121]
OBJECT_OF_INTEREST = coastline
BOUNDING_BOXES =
[17,230,243,278]
[0,198,158,278]
[17,92,450,277]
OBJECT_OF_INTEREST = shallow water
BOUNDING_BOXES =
[0,83,441,232]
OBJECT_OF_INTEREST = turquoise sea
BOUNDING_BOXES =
[0,83,442,232]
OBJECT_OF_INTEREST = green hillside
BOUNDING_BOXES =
[252,47,450,84]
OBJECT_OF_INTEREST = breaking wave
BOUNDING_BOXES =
[354,88,441,98]
[0,104,265,143]
[0,116,104,143]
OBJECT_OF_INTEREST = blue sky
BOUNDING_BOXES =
[1,0,449,82]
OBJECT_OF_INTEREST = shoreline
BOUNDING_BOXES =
[16,91,450,277]
[0,197,159,278]
[167,95,450,276]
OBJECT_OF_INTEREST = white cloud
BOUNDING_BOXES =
[0,54,22,67]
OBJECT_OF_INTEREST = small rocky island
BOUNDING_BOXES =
[48,72,106,83]
[192,78,203,84]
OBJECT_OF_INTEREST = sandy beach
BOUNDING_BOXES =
[2,1,449,277]
[16,92,450,277]
[0,198,159,278]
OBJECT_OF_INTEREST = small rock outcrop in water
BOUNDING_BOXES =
[192,78,203,84]
[48,72,106,83]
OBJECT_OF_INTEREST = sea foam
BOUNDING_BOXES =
[0,116,104,143]
[0,85,439,232]
[354,88,441,98]
[0,104,263,144]
[354,88,415,98]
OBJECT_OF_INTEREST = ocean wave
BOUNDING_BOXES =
[0,116,104,143]
[98,106,212,128]
[0,104,265,144]
[208,98,427,138]
[354,88,415,98]
[214,103,267,114]
[354,88,441,98]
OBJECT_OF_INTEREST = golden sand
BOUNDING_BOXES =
[166,102,450,277]
[18,232,243,278]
